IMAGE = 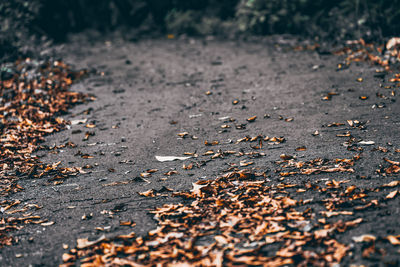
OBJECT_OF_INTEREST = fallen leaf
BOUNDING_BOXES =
[177,132,189,138]
[70,119,87,125]
[386,37,400,50]
[138,189,156,197]
[382,181,400,187]
[155,155,191,162]
[120,221,135,226]
[280,154,293,160]
[247,116,257,122]
[358,140,375,145]
[205,140,219,146]
[240,161,254,167]
[352,234,376,243]
[386,190,398,199]
[164,170,178,176]
[62,253,75,262]
[295,146,307,151]
[85,123,96,128]
[387,235,400,245]
[76,235,106,249]
[41,221,55,226]
[384,158,400,165]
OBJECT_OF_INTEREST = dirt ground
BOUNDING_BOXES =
[1,34,399,266]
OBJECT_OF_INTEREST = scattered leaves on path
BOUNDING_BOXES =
[0,58,90,246]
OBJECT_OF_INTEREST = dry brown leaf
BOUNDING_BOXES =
[138,189,156,197]
[76,235,106,249]
[247,116,257,122]
[352,234,376,243]
[382,181,400,187]
[386,190,398,199]
[387,235,400,245]
[386,37,400,50]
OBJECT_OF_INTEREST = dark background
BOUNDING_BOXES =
[1,0,400,60]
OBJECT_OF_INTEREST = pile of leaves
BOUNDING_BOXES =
[334,37,400,74]
[0,58,91,247]
[62,164,400,266]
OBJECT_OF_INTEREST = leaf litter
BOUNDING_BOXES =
[62,166,393,266]
[60,37,400,266]
[0,58,91,247]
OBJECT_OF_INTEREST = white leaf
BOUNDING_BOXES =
[41,221,55,226]
[358,140,375,145]
[155,155,191,162]
[70,118,87,125]
[352,234,376,243]
[218,116,231,121]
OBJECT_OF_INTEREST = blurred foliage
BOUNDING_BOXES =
[236,0,320,34]
[36,0,150,39]
[0,0,41,60]
[235,0,400,40]
[1,0,400,60]
[164,0,238,36]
